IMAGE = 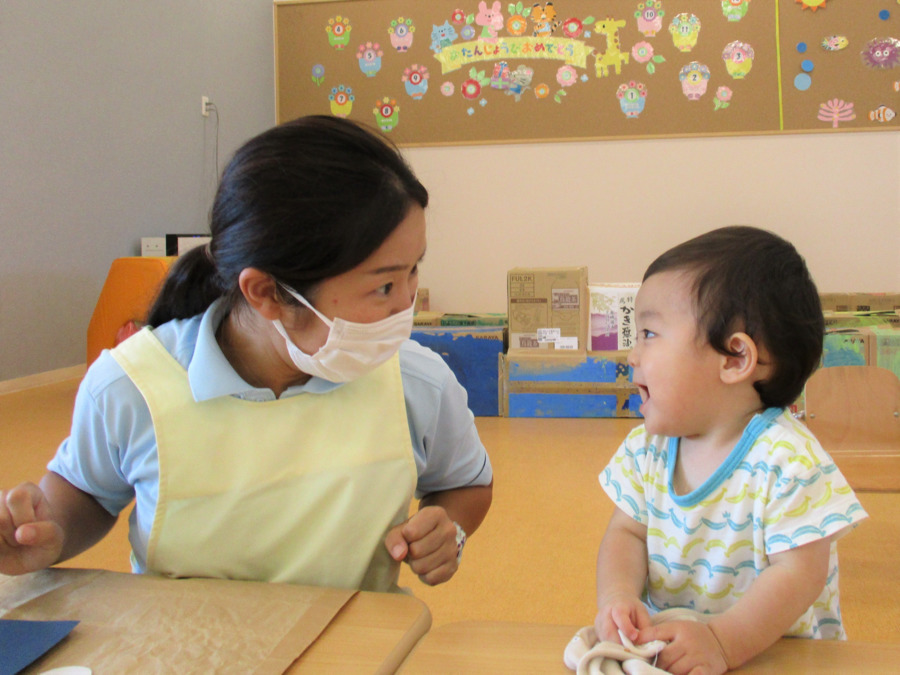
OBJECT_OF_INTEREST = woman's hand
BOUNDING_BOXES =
[384,505,460,585]
[0,482,64,576]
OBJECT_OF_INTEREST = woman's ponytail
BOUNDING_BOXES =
[146,246,224,327]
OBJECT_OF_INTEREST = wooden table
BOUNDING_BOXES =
[399,621,900,674]
[0,568,431,674]
[295,589,432,673]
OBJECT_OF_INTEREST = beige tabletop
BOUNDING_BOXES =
[1,568,431,674]
[399,621,900,674]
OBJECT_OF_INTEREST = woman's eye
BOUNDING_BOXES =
[376,282,394,296]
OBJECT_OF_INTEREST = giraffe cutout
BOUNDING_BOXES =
[594,18,629,78]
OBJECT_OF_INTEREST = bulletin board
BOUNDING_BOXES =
[274,0,900,146]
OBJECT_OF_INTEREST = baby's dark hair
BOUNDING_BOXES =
[643,226,824,409]
[147,115,428,326]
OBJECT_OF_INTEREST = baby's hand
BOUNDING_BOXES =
[640,621,728,675]
[0,482,63,576]
[384,506,459,586]
[594,591,651,644]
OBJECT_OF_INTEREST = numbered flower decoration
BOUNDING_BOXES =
[373,97,400,132]
[388,17,415,52]
[403,64,429,99]
[357,42,383,77]
[722,0,751,22]
[635,0,665,37]
[669,13,700,52]
[328,85,354,118]
[722,41,754,79]
[679,61,710,100]
[326,15,352,49]
[617,80,647,118]
[632,41,665,74]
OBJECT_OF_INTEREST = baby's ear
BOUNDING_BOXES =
[719,332,760,384]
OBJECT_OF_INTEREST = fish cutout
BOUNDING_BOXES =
[869,105,896,123]
[821,35,848,51]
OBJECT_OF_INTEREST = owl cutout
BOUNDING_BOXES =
[357,42,383,77]
[723,41,754,78]
[679,62,710,99]
[374,97,400,132]
[389,17,415,52]
[329,85,354,118]
[635,1,664,37]
[722,0,750,22]
[326,16,352,49]
[403,65,429,99]
[617,81,648,118]
[669,13,701,52]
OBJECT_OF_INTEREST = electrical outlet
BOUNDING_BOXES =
[201,96,210,117]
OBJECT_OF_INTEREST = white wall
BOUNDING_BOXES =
[2,3,898,380]
[408,132,900,314]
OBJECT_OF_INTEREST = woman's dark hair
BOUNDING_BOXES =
[643,225,824,409]
[147,115,428,326]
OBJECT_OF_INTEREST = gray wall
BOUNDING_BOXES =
[1,1,275,379]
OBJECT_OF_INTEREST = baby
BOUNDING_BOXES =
[593,226,867,674]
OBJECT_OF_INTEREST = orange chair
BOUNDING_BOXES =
[86,257,176,366]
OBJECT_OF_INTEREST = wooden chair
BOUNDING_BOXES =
[804,365,900,492]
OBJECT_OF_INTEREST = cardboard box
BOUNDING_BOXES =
[412,325,507,416]
[819,292,900,312]
[413,310,444,327]
[507,267,588,352]
[440,313,507,327]
[589,283,641,352]
[499,351,642,418]
[823,311,900,330]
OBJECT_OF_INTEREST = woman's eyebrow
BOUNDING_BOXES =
[368,250,426,275]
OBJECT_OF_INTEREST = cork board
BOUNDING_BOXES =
[274,0,900,146]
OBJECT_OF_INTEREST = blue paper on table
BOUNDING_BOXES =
[0,618,79,675]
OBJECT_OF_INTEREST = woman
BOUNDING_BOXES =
[0,116,493,592]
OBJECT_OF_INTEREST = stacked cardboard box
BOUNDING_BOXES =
[411,325,507,417]
[507,267,588,352]
[589,283,641,352]
[499,350,641,418]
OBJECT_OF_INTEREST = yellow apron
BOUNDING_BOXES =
[111,327,416,591]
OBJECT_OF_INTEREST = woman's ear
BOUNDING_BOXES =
[720,332,760,385]
[237,268,283,320]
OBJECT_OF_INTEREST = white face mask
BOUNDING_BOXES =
[273,285,415,383]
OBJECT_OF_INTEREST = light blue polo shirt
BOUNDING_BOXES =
[48,299,492,572]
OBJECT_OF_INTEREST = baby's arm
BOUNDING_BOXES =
[595,507,652,643]
[646,537,832,674]
[0,472,117,576]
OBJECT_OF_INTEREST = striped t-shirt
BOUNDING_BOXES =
[601,407,867,639]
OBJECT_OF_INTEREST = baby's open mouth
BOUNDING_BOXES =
[637,384,649,402]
